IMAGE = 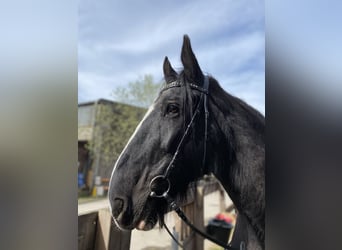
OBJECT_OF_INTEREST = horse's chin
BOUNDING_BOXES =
[135,214,158,231]
[135,220,156,231]
[133,196,168,231]
[113,213,158,231]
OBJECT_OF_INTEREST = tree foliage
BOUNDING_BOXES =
[86,74,161,178]
[86,102,146,177]
[111,74,162,108]
[84,74,213,182]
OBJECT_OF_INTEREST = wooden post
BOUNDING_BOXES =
[174,212,182,241]
[108,223,131,250]
[94,208,131,250]
[193,186,204,250]
[219,186,226,212]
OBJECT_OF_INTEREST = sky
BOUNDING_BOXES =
[78,0,265,114]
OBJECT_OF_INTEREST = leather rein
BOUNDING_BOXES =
[148,76,245,250]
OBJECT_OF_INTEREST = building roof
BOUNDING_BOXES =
[78,99,147,142]
[78,98,117,107]
[78,98,145,110]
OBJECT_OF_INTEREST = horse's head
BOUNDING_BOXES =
[109,35,210,231]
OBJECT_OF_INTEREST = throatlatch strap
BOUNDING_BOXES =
[202,76,209,168]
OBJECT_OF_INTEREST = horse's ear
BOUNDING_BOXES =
[163,56,178,83]
[181,35,203,85]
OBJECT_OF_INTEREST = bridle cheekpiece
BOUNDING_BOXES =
[148,77,244,250]
[150,76,209,197]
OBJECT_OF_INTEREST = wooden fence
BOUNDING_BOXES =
[78,178,227,250]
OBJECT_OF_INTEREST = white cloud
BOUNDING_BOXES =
[78,0,265,113]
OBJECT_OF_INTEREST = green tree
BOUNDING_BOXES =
[86,74,162,181]
[87,102,146,178]
[111,74,162,108]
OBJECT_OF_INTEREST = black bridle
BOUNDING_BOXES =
[149,76,245,250]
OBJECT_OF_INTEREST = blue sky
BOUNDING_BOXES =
[78,0,265,113]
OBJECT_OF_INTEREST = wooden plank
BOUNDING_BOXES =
[94,209,112,250]
[108,222,131,250]
[78,199,110,216]
[78,212,98,250]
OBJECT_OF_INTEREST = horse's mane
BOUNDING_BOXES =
[185,73,265,240]
[209,76,264,127]
[173,71,264,142]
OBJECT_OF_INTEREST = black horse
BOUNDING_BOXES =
[109,35,264,250]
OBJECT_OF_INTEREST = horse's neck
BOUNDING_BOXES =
[208,91,265,246]
[231,213,263,250]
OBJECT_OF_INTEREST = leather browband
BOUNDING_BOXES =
[160,81,209,94]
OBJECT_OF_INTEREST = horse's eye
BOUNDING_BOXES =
[166,103,179,115]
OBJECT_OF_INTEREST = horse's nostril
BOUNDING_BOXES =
[112,198,124,218]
